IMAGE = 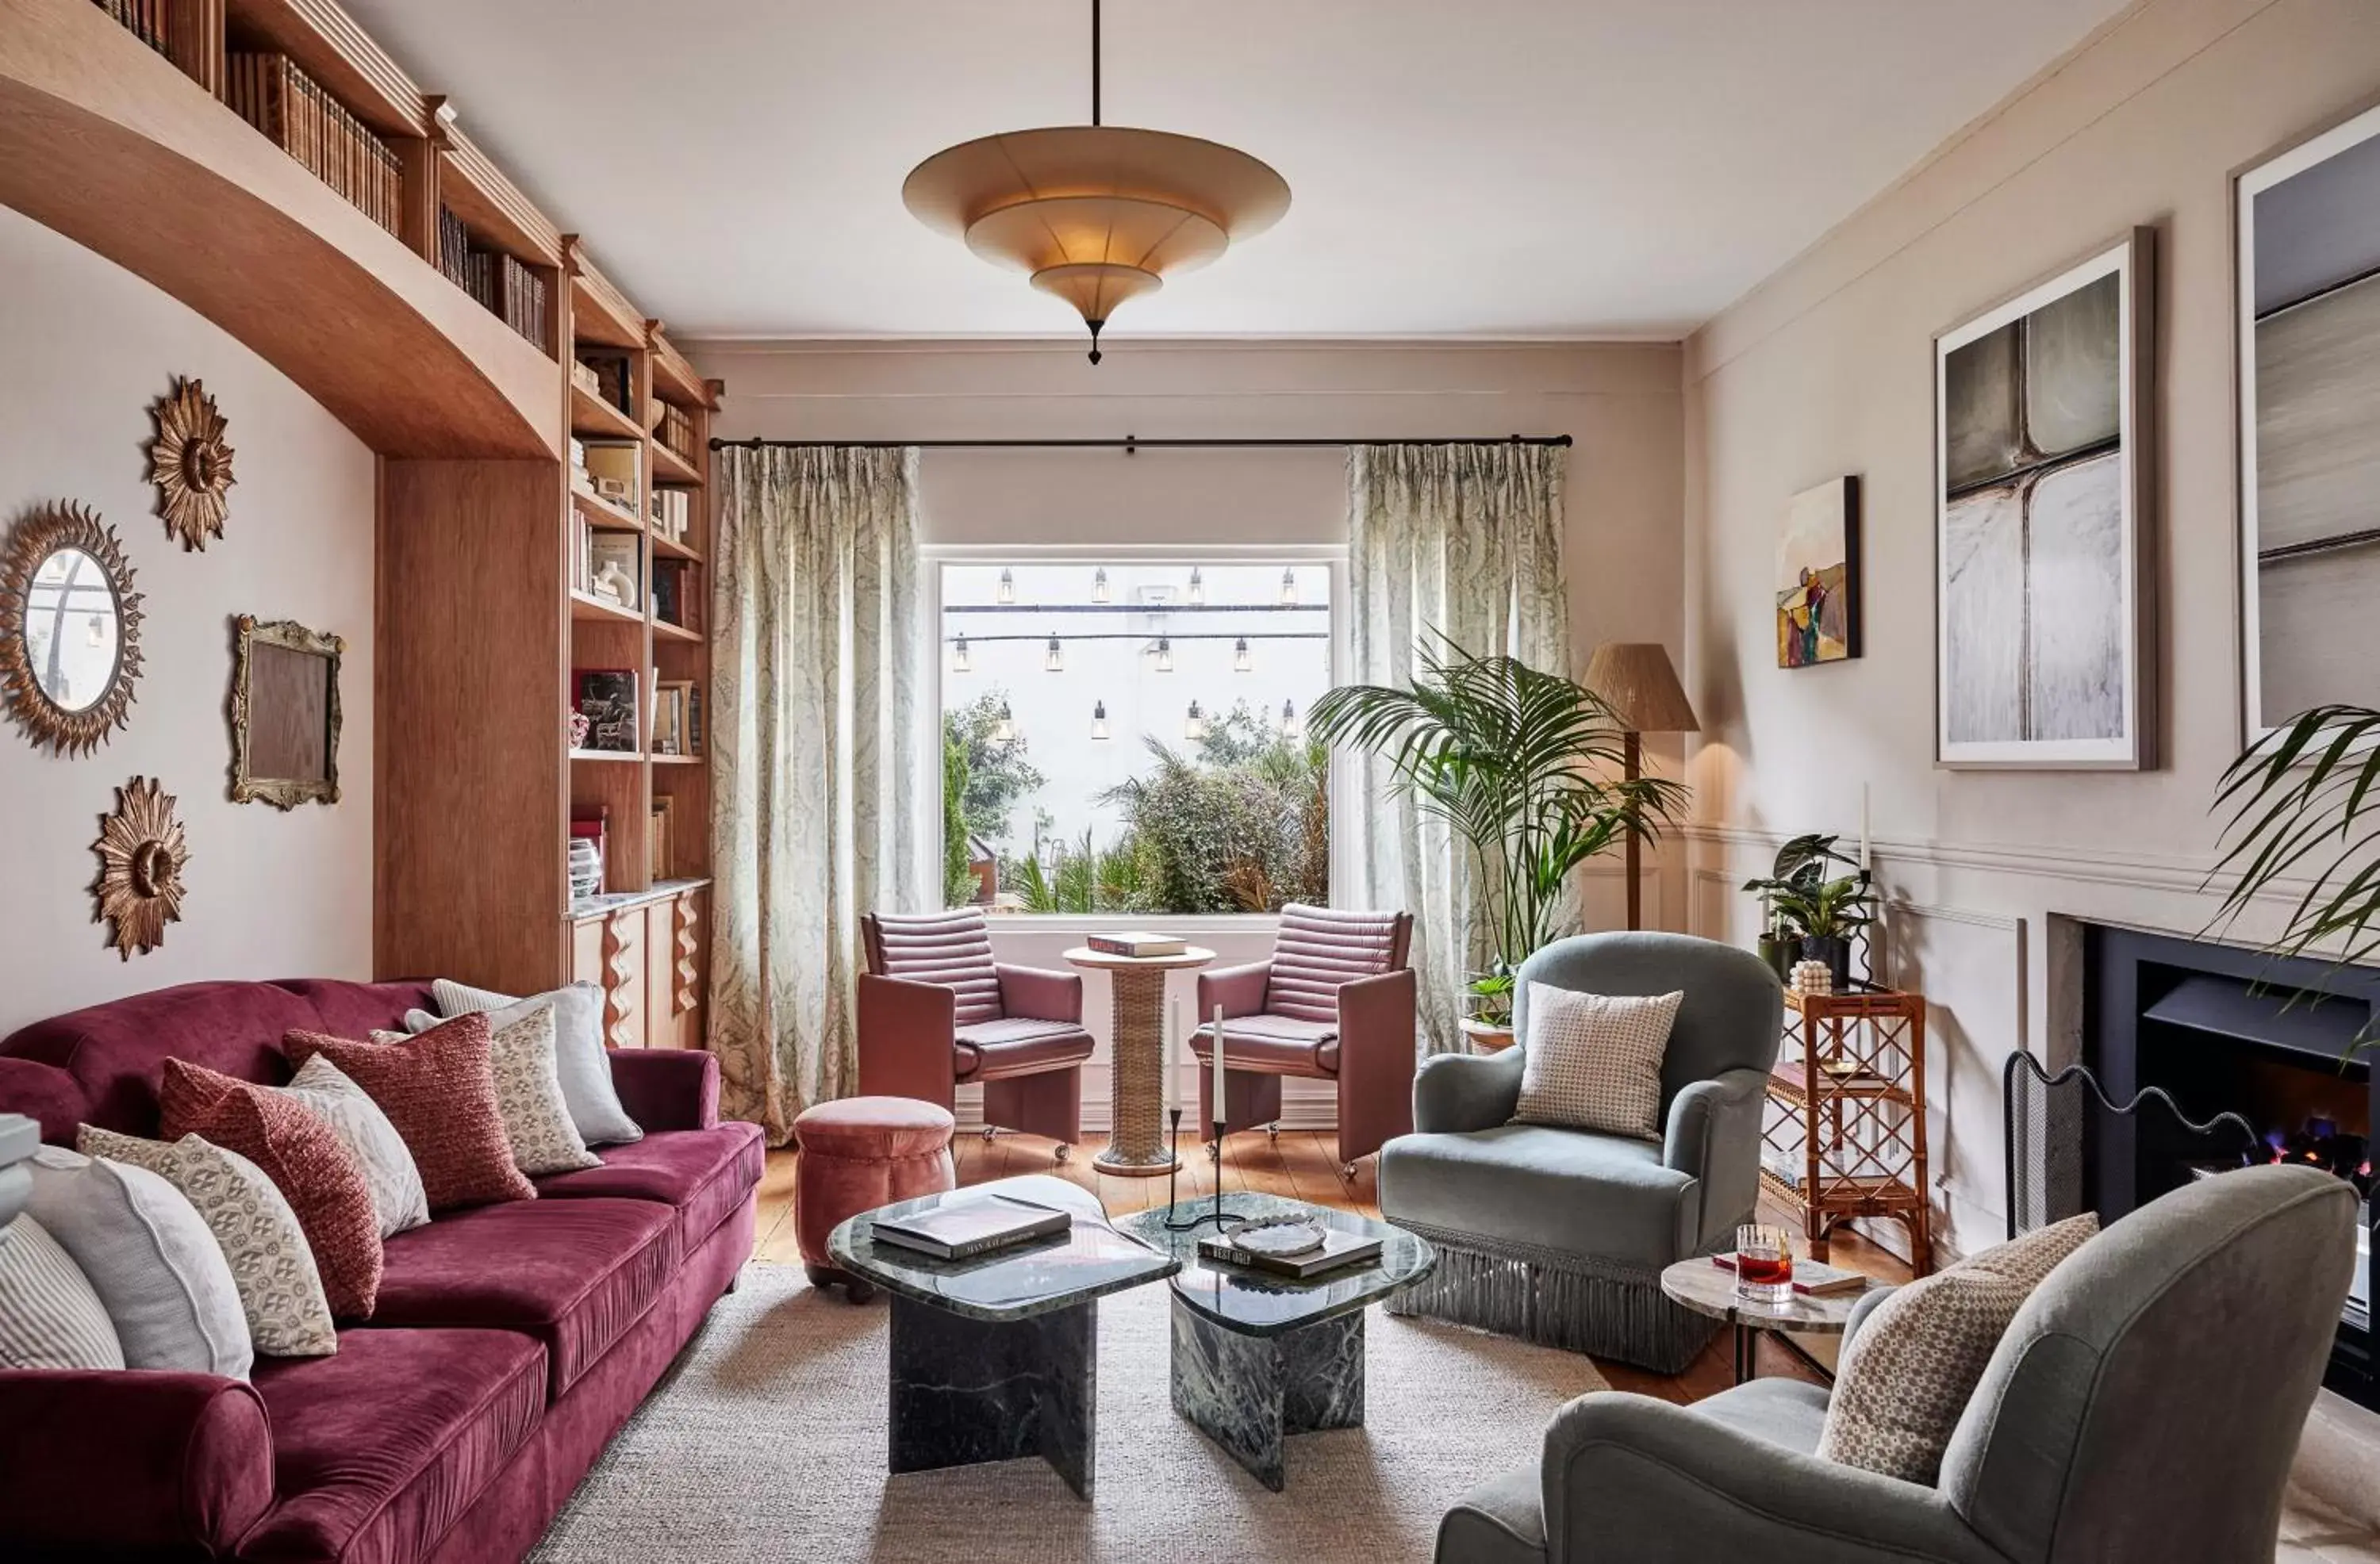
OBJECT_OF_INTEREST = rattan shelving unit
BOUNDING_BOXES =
[1761,986,1934,1275]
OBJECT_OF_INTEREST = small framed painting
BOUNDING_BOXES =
[1778,477,1860,667]
[2236,102,2380,737]
[1935,228,2155,769]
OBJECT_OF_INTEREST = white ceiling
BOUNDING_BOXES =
[341,0,2131,343]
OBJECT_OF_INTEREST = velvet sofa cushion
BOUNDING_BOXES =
[534,1123,766,1256]
[287,1015,536,1211]
[0,979,432,1139]
[240,1327,546,1564]
[1376,1122,1701,1272]
[362,1195,678,1400]
[0,1367,274,1556]
[161,1059,386,1321]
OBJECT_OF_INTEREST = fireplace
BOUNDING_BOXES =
[2080,925,2380,1407]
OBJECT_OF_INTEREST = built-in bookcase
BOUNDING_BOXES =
[28,0,716,1044]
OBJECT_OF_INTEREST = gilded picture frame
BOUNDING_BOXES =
[228,615,343,808]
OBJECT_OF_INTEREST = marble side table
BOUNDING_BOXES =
[1061,945,1215,1177]
[827,1173,1177,1500]
[1121,1192,1434,1491]
[1659,1255,1882,1385]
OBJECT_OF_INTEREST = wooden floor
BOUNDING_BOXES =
[750,1129,1915,1407]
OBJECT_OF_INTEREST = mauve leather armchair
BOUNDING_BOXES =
[1190,905,1418,1174]
[857,910,1096,1160]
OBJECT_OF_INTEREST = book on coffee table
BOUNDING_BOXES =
[1709,1252,1869,1296]
[1198,1228,1384,1280]
[872,1195,1072,1260]
[1085,930,1187,958]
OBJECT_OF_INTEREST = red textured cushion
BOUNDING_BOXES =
[160,1058,385,1321]
[284,1015,536,1213]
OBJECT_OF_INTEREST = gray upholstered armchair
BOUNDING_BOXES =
[1379,932,1783,1372]
[1435,1162,2356,1564]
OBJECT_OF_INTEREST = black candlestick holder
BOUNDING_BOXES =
[1161,1106,1243,1232]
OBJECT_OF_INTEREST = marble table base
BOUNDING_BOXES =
[888,1294,1096,1499]
[1169,1297,1364,1491]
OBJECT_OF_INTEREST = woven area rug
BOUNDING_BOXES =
[531,1262,1609,1563]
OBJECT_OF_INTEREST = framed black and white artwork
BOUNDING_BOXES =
[1935,229,2155,769]
[2237,105,2380,737]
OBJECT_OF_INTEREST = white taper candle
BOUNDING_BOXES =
[1211,1002,1227,1131]
[1164,995,1180,1114]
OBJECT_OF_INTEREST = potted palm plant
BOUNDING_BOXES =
[1309,636,1686,1049]
[2211,704,2380,1018]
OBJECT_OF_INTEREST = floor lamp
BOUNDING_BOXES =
[1583,642,1699,931]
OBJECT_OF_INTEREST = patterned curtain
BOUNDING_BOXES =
[710,446,929,1142]
[1342,443,1568,1056]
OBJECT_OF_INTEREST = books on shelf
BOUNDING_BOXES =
[1198,1228,1383,1280]
[648,795,676,883]
[653,680,699,757]
[651,558,697,631]
[568,809,607,902]
[870,1195,1072,1261]
[435,205,550,348]
[1710,1252,1870,1297]
[577,353,635,419]
[587,535,641,611]
[656,403,697,463]
[226,52,402,240]
[94,0,171,57]
[1086,931,1187,958]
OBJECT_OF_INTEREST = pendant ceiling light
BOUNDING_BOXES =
[903,1,1290,364]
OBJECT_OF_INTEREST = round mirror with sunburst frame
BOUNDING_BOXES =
[0,502,144,755]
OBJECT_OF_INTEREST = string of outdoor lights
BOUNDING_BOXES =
[949,565,1321,743]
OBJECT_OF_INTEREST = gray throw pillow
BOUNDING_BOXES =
[275,1056,430,1237]
[419,979,643,1147]
[1512,984,1683,1140]
[0,1214,125,1370]
[26,1144,253,1378]
[1818,1213,2099,1483]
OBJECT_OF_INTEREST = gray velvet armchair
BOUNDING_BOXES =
[1379,932,1783,1372]
[1435,1162,2357,1564]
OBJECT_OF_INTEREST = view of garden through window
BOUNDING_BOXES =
[939,562,1333,914]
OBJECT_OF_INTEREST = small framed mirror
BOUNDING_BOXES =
[229,615,342,809]
[0,502,144,757]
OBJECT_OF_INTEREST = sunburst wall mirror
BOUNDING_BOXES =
[0,502,144,756]
[93,775,190,960]
[148,377,235,550]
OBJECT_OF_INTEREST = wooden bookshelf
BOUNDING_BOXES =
[2,0,720,1045]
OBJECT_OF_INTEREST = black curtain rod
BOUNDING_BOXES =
[708,434,1574,452]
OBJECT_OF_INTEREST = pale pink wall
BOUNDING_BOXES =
[0,206,375,1036]
[1681,0,2380,1256]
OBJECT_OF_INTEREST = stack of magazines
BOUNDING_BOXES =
[1085,931,1186,958]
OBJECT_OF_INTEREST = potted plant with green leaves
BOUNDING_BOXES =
[1310,635,1686,1050]
[2209,704,2380,1026]
[1741,833,1875,987]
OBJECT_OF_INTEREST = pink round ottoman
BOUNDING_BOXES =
[793,1096,956,1301]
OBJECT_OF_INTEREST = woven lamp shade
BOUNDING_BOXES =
[904,126,1290,356]
[1585,642,1699,734]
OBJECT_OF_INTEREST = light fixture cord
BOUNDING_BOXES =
[1091,0,1102,125]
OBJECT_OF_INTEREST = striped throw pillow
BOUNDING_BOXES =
[0,1215,125,1370]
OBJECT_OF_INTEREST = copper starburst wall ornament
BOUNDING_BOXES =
[148,377,236,550]
[92,775,190,960]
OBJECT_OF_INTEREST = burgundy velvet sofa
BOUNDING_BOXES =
[0,978,766,1564]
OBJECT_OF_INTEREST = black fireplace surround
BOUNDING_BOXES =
[2083,924,2380,1406]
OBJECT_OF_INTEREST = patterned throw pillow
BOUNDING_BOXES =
[276,1056,430,1238]
[1511,984,1685,1140]
[160,1060,384,1321]
[286,1014,536,1210]
[1818,1212,2101,1484]
[424,978,643,1147]
[76,1126,339,1358]
[0,1216,125,1370]
[26,1144,253,1378]
[378,1002,597,1176]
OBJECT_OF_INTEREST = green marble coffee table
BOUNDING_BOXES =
[827,1174,1177,1500]
[1119,1193,1435,1489]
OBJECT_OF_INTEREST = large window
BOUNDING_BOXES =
[939,560,1334,914]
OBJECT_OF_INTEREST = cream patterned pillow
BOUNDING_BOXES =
[376,1002,598,1176]
[275,1056,430,1238]
[1512,984,1684,1140]
[1818,1212,2100,1484]
[77,1125,340,1359]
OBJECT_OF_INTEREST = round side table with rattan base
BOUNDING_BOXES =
[1064,945,1216,1177]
